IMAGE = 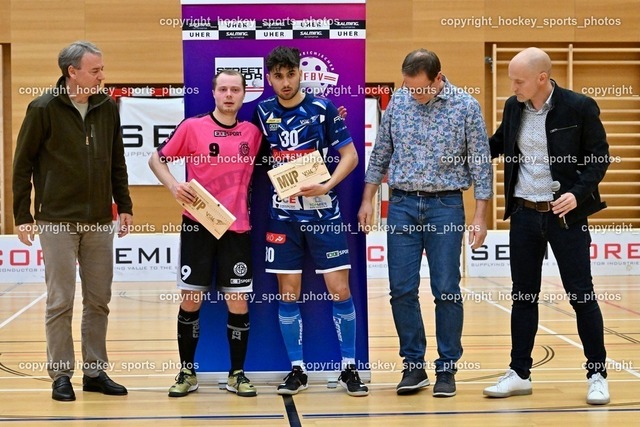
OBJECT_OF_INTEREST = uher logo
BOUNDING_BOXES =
[300,51,339,96]
[214,57,264,103]
[266,232,286,244]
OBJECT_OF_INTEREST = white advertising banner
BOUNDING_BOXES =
[112,234,180,281]
[3,230,637,283]
[466,230,640,277]
[0,234,179,283]
[119,96,185,185]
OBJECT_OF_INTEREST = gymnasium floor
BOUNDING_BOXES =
[1,276,639,426]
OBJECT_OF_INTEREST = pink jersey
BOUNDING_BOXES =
[157,112,262,232]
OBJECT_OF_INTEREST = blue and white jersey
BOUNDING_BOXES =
[254,93,353,222]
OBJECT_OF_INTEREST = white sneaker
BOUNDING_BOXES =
[586,373,610,405]
[483,369,532,398]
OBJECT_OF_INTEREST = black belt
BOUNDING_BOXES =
[392,189,461,197]
[514,197,552,212]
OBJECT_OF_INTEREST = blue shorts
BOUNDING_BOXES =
[265,218,351,274]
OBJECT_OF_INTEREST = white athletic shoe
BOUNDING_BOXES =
[586,373,610,405]
[483,369,532,398]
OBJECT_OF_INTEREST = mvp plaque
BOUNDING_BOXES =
[180,179,236,239]
[267,150,331,199]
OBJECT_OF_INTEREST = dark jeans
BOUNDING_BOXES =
[508,204,607,379]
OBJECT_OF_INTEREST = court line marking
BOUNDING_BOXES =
[0,292,46,330]
[460,286,640,379]
[302,407,640,419]
[0,385,293,392]
[0,414,285,423]
[3,377,640,391]
[282,395,302,427]
[542,279,640,317]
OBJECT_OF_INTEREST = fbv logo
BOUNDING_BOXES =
[266,233,286,244]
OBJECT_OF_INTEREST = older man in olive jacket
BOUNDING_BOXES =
[13,41,132,402]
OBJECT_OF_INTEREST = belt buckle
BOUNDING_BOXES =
[535,201,551,212]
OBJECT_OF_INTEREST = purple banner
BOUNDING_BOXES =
[181,1,368,376]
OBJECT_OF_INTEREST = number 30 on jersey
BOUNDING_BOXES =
[278,129,299,148]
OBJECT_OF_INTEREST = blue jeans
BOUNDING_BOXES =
[387,190,465,373]
[508,203,607,379]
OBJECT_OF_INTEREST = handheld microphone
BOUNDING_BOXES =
[551,181,569,229]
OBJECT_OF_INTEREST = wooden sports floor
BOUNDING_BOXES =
[1,276,639,426]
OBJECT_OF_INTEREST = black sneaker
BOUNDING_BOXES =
[433,371,456,397]
[396,367,430,395]
[277,366,308,395]
[338,365,369,397]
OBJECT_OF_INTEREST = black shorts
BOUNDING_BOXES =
[177,216,252,293]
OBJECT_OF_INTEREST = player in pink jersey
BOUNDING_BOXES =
[149,70,261,398]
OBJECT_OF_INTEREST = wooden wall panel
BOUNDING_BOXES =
[0,0,8,231]
[11,0,86,146]
[85,0,181,43]
[574,0,640,42]
[11,0,85,83]
[413,0,485,42]
[128,187,183,233]
[365,0,412,84]
[1,44,9,233]
[85,0,183,83]
[7,1,184,233]
[4,0,640,233]
[0,0,9,43]
[85,1,184,230]
[483,0,576,41]
[8,1,87,233]
[11,0,86,43]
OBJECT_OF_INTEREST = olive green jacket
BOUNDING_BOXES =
[13,76,132,225]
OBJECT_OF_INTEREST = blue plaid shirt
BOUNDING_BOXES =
[365,76,493,200]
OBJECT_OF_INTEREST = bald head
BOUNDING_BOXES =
[508,47,554,109]
[510,47,552,76]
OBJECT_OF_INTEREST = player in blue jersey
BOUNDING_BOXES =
[253,46,368,397]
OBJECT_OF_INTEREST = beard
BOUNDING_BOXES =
[277,83,300,101]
